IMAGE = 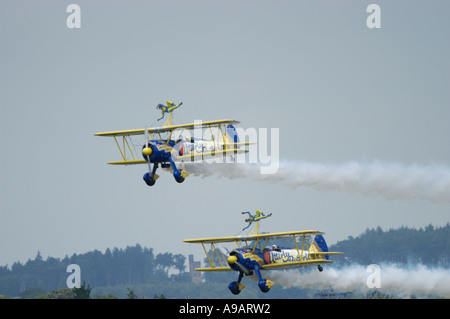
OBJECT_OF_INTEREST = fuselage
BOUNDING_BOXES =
[144,138,226,163]
[228,247,316,272]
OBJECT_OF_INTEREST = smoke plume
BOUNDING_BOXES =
[181,160,450,203]
[263,264,450,298]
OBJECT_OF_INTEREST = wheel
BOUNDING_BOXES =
[143,172,156,186]
[175,176,185,183]
[173,170,185,183]
[258,280,271,293]
[228,282,241,295]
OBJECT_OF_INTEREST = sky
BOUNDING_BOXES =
[0,0,449,269]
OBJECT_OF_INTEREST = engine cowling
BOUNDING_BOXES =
[227,251,250,275]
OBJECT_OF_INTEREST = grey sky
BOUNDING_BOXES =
[1,1,449,267]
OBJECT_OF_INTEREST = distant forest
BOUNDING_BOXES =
[1,224,449,298]
[330,223,450,267]
[0,245,188,298]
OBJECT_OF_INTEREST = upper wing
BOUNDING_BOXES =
[94,119,240,137]
[95,128,149,137]
[183,230,323,244]
[183,235,248,244]
[249,230,325,240]
[149,119,240,134]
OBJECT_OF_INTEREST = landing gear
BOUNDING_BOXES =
[228,272,245,295]
[143,172,156,186]
[143,163,159,187]
[169,157,188,183]
[228,266,273,295]
[258,279,272,293]
[254,266,273,293]
[173,170,185,183]
[141,143,189,185]
[318,265,323,272]
[228,281,246,295]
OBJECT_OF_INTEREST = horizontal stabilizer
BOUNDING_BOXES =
[310,252,343,256]
[223,142,255,147]
[194,267,233,272]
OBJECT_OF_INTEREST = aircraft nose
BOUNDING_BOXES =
[227,255,238,264]
[142,146,153,156]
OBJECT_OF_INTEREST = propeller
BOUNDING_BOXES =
[227,252,251,275]
[216,246,250,275]
[142,127,153,174]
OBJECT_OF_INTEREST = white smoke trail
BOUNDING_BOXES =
[181,160,450,203]
[264,264,450,298]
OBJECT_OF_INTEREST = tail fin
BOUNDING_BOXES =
[225,125,239,147]
[310,235,330,260]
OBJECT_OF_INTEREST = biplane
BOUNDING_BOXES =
[183,211,342,295]
[94,101,250,186]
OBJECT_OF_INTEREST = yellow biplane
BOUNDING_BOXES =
[184,211,342,294]
[94,101,251,186]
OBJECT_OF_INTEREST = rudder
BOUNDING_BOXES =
[310,235,330,260]
[226,125,239,143]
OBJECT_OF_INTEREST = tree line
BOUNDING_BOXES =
[0,244,187,297]
[329,223,450,267]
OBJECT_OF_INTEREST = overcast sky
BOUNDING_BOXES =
[1,0,449,268]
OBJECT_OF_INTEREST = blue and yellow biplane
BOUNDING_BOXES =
[94,101,250,186]
[184,211,342,294]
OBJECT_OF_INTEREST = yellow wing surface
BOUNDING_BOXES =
[183,230,325,244]
[184,230,342,272]
[94,119,251,165]
[94,119,241,137]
